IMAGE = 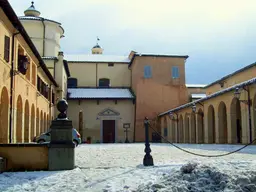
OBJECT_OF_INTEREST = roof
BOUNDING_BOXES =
[129,53,189,68]
[93,44,101,49]
[67,88,135,99]
[18,16,64,34]
[158,76,256,117]
[186,84,207,88]
[41,56,70,77]
[191,93,206,99]
[1,0,58,87]
[204,62,256,88]
[65,54,130,63]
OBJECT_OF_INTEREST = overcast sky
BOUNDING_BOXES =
[9,0,256,84]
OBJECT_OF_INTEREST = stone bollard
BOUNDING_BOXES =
[48,99,75,171]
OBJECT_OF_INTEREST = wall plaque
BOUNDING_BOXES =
[123,123,130,128]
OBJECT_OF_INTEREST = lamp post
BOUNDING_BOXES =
[143,117,154,166]
[234,87,252,143]
[192,103,197,113]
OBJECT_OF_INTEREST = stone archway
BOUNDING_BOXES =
[31,104,35,141]
[171,119,176,142]
[218,101,228,143]
[178,115,183,143]
[40,111,43,134]
[0,87,9,143]
[44,112,46,133]
[190,112,196,143]
[163,116,168,139]
[24,100,30,142]
[36,108,39,136]
[197,109,204,143]
[184,114,190,143]
[16,95,23,143]
[208,105,215,143]
[253,94,256,140]
[230,98,242,143]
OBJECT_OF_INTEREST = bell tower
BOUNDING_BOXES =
[91,37,103,54]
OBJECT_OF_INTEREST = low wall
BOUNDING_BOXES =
[0,143,49,171]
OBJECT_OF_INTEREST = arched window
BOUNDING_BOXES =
[99,78,110,87]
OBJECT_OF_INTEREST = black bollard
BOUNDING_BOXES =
[143,117,154,166]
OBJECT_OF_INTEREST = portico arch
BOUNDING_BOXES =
[190,112,196,143]
[197,108,204,143]
[16,95,23,143]
[36,108,39,136]
[0,87,9,143]
[40,111,43,133]
[207,105,215,143]
[230,98,242,143]
[253,94,256,140]
[24,100,29,142]
[218,101,228,143]
[171,119,176,142]
[184,113,190,143]
[31,104,35,141]
[178,115,183,143]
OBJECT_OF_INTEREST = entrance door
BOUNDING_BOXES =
[103,120,115,143]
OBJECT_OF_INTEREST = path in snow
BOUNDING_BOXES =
[0,143,255,192]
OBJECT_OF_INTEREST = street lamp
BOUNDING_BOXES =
[192,103,196,113]
[234,86,252,143]
[143,117,154,166]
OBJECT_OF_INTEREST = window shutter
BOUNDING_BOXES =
[144,66,152,78]
[172,66,179,78]
[4,36,10,63]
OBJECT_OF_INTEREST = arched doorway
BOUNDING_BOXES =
[40,111,43,134]
[16,95,23,143]
[36,108,39,136]
[190,112,196,143]
[178,115,183,143]
[218,101,228,143]
[24,100,30,142]
[197,109,204,143]
[171,120,176,142]
[230,98,242,143]
[208,105,215,143]
[0,87,9,143]
[44,112,46,132]
[253,94,256,140]
[163,116,168,139]
[184,114,190,143]
[31,104,35,141]
[47,114,49,130]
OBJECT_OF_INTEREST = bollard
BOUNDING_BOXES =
[143,117,154,166]
[48,99,75,171]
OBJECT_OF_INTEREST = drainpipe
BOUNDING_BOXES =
[41,18,45,56]
[9,31,20,143]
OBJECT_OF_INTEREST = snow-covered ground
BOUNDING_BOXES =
[0,143,256,192]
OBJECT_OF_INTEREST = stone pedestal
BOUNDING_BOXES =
[48,120,75,171]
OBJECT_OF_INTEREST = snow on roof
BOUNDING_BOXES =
[186,84,207,88]
[67,88,134,99]
[64,54,131,63]
[191,93,207,99]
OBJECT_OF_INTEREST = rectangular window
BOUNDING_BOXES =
[172,66,179,78]
[144,66,152,78]
[108,63,114,67]
[4,35,10,63]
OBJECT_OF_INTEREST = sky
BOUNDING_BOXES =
[8,0,256,84]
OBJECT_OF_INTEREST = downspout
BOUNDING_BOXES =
[41,18,45,57]
[9,31,20,143]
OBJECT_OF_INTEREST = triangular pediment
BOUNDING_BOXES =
[98,108,120,116]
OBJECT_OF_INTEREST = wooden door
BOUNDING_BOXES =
[103,120,115,143]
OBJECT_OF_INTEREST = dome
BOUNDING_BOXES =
[24,1,41,17]
[93,44,101,49]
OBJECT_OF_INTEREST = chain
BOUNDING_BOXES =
[149,124,256,157]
